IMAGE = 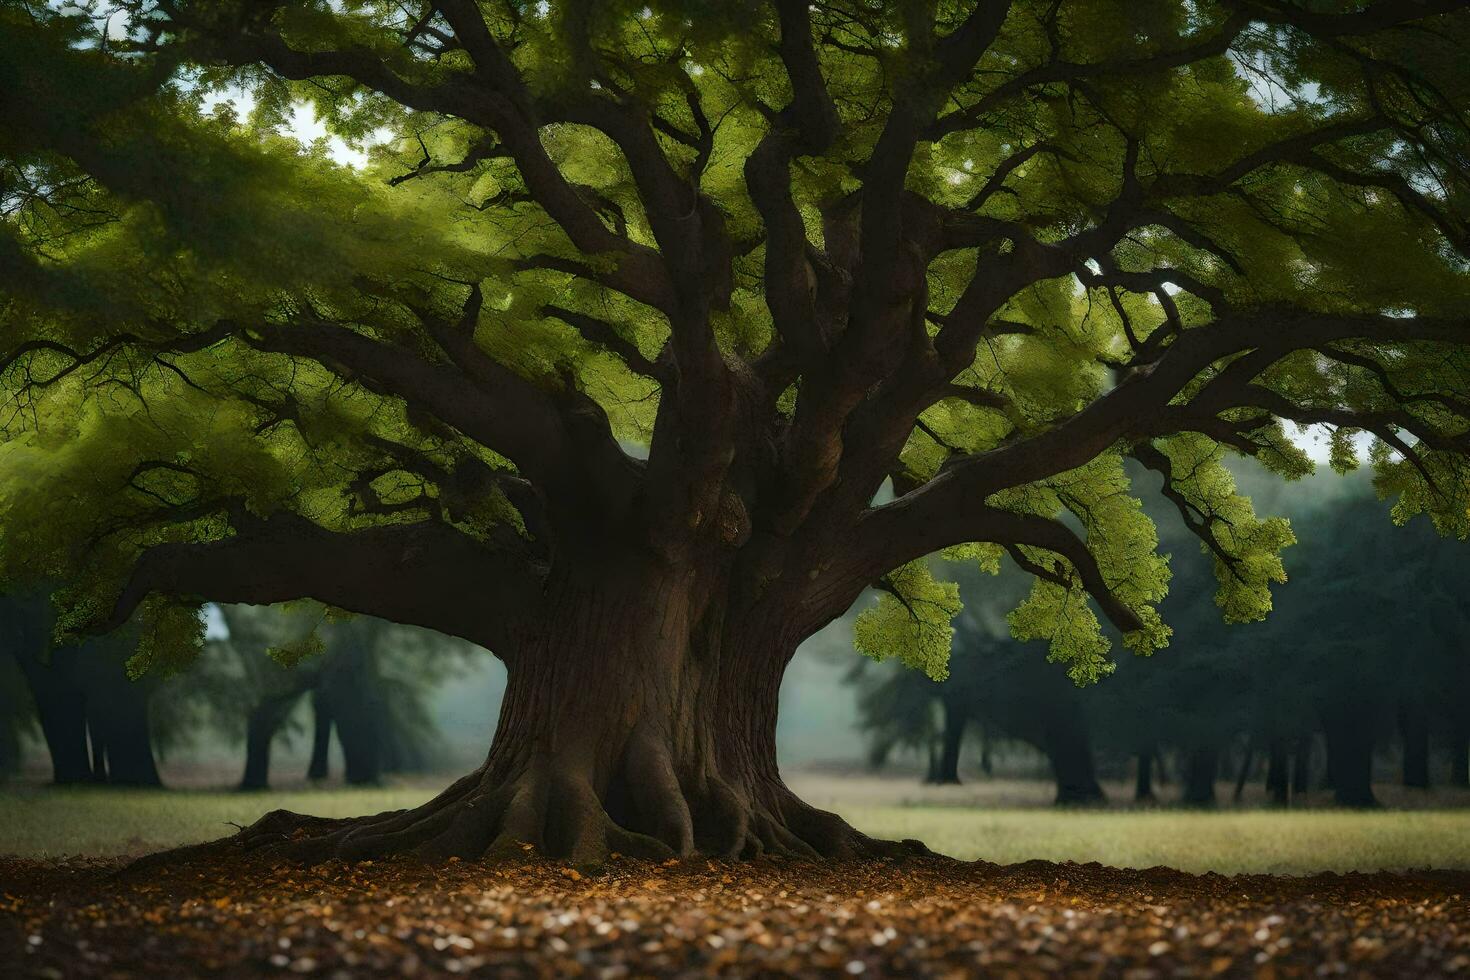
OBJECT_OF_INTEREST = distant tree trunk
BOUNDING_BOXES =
[978,724,993,776]
[1265,739,1290,806]
[333,693,383,786]
[88,723,109,782]
[1322,709,1378,808]
[1399,705,1430,789]
[1233,740,1255,802]
[929,697,969,785]
[1044,713,1105,805]
[239,691,303,791]
[1181,747,1218,807]
[306,689,332,782]
[93,704,162,787]
[86,680,162,787]
[1134,750,1156,803]
[1291,736,1312,796]
[11,650,91,784]
[1451,721,1470,789]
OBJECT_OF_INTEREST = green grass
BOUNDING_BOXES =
[844,806,1470,875]
[4,782,1470,875]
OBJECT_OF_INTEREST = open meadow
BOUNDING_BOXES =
[6,774,1470,875]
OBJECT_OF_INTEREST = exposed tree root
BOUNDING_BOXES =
[121,763,932,875]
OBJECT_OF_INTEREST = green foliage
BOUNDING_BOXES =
[1,0,1469,697]
[854,561,963,681]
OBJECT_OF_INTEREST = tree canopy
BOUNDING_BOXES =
[5,0,1470,863]
[5,1,1470,674]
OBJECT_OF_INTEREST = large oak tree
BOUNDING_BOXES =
[4,0,1470,862]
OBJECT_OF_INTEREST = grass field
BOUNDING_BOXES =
[5,774,1470,874]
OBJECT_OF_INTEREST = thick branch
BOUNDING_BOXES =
[104,505,542,654]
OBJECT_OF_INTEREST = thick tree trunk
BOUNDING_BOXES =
[1265,739,1290,806]
[929,697,969,785]
[194,575,923,866]
[1134,750,1156,803]
[1180,747,1218,807]
[1399,705,1430,789]
[86,683,162,787]
[11,650,92,784]
[306,690,332,782]
[1044,714,1105,806]
[1322,711,1378,808]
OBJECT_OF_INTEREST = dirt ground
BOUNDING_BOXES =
[3,853,1468,978]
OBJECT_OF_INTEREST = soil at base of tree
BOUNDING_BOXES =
[2,855,1468,978]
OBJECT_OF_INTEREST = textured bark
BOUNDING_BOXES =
[1180,747,1218,807]
[151,574,927,867]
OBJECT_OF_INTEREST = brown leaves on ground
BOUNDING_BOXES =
[2,854,1468,977]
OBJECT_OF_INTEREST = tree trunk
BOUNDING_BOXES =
[1399,705,1430,789]
[239,691,302,791]
[306,689,332,782]
[1451,721,1470,789]
[1181,747,1218,807]
[930,697,969,785]
[334,692,382,786]
[197,576,921,866]
[1265,739,1290,806]
[11,649,92,784]
[1291,736,1312,795]
[86,683,162,787]
[1134,750,1156,803]
[1232,740,1254,803]
[1322,711,1378,808]
[1044,713,1105,806]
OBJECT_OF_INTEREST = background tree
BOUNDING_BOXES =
[5,0,1470,863]
[0,593,165,786]
[197,604,478,790]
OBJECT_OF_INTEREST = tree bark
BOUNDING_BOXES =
[930,697,969,785]
[1181,747,1218,807]
[1399,705,1430,789]
[184,574,924,866]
